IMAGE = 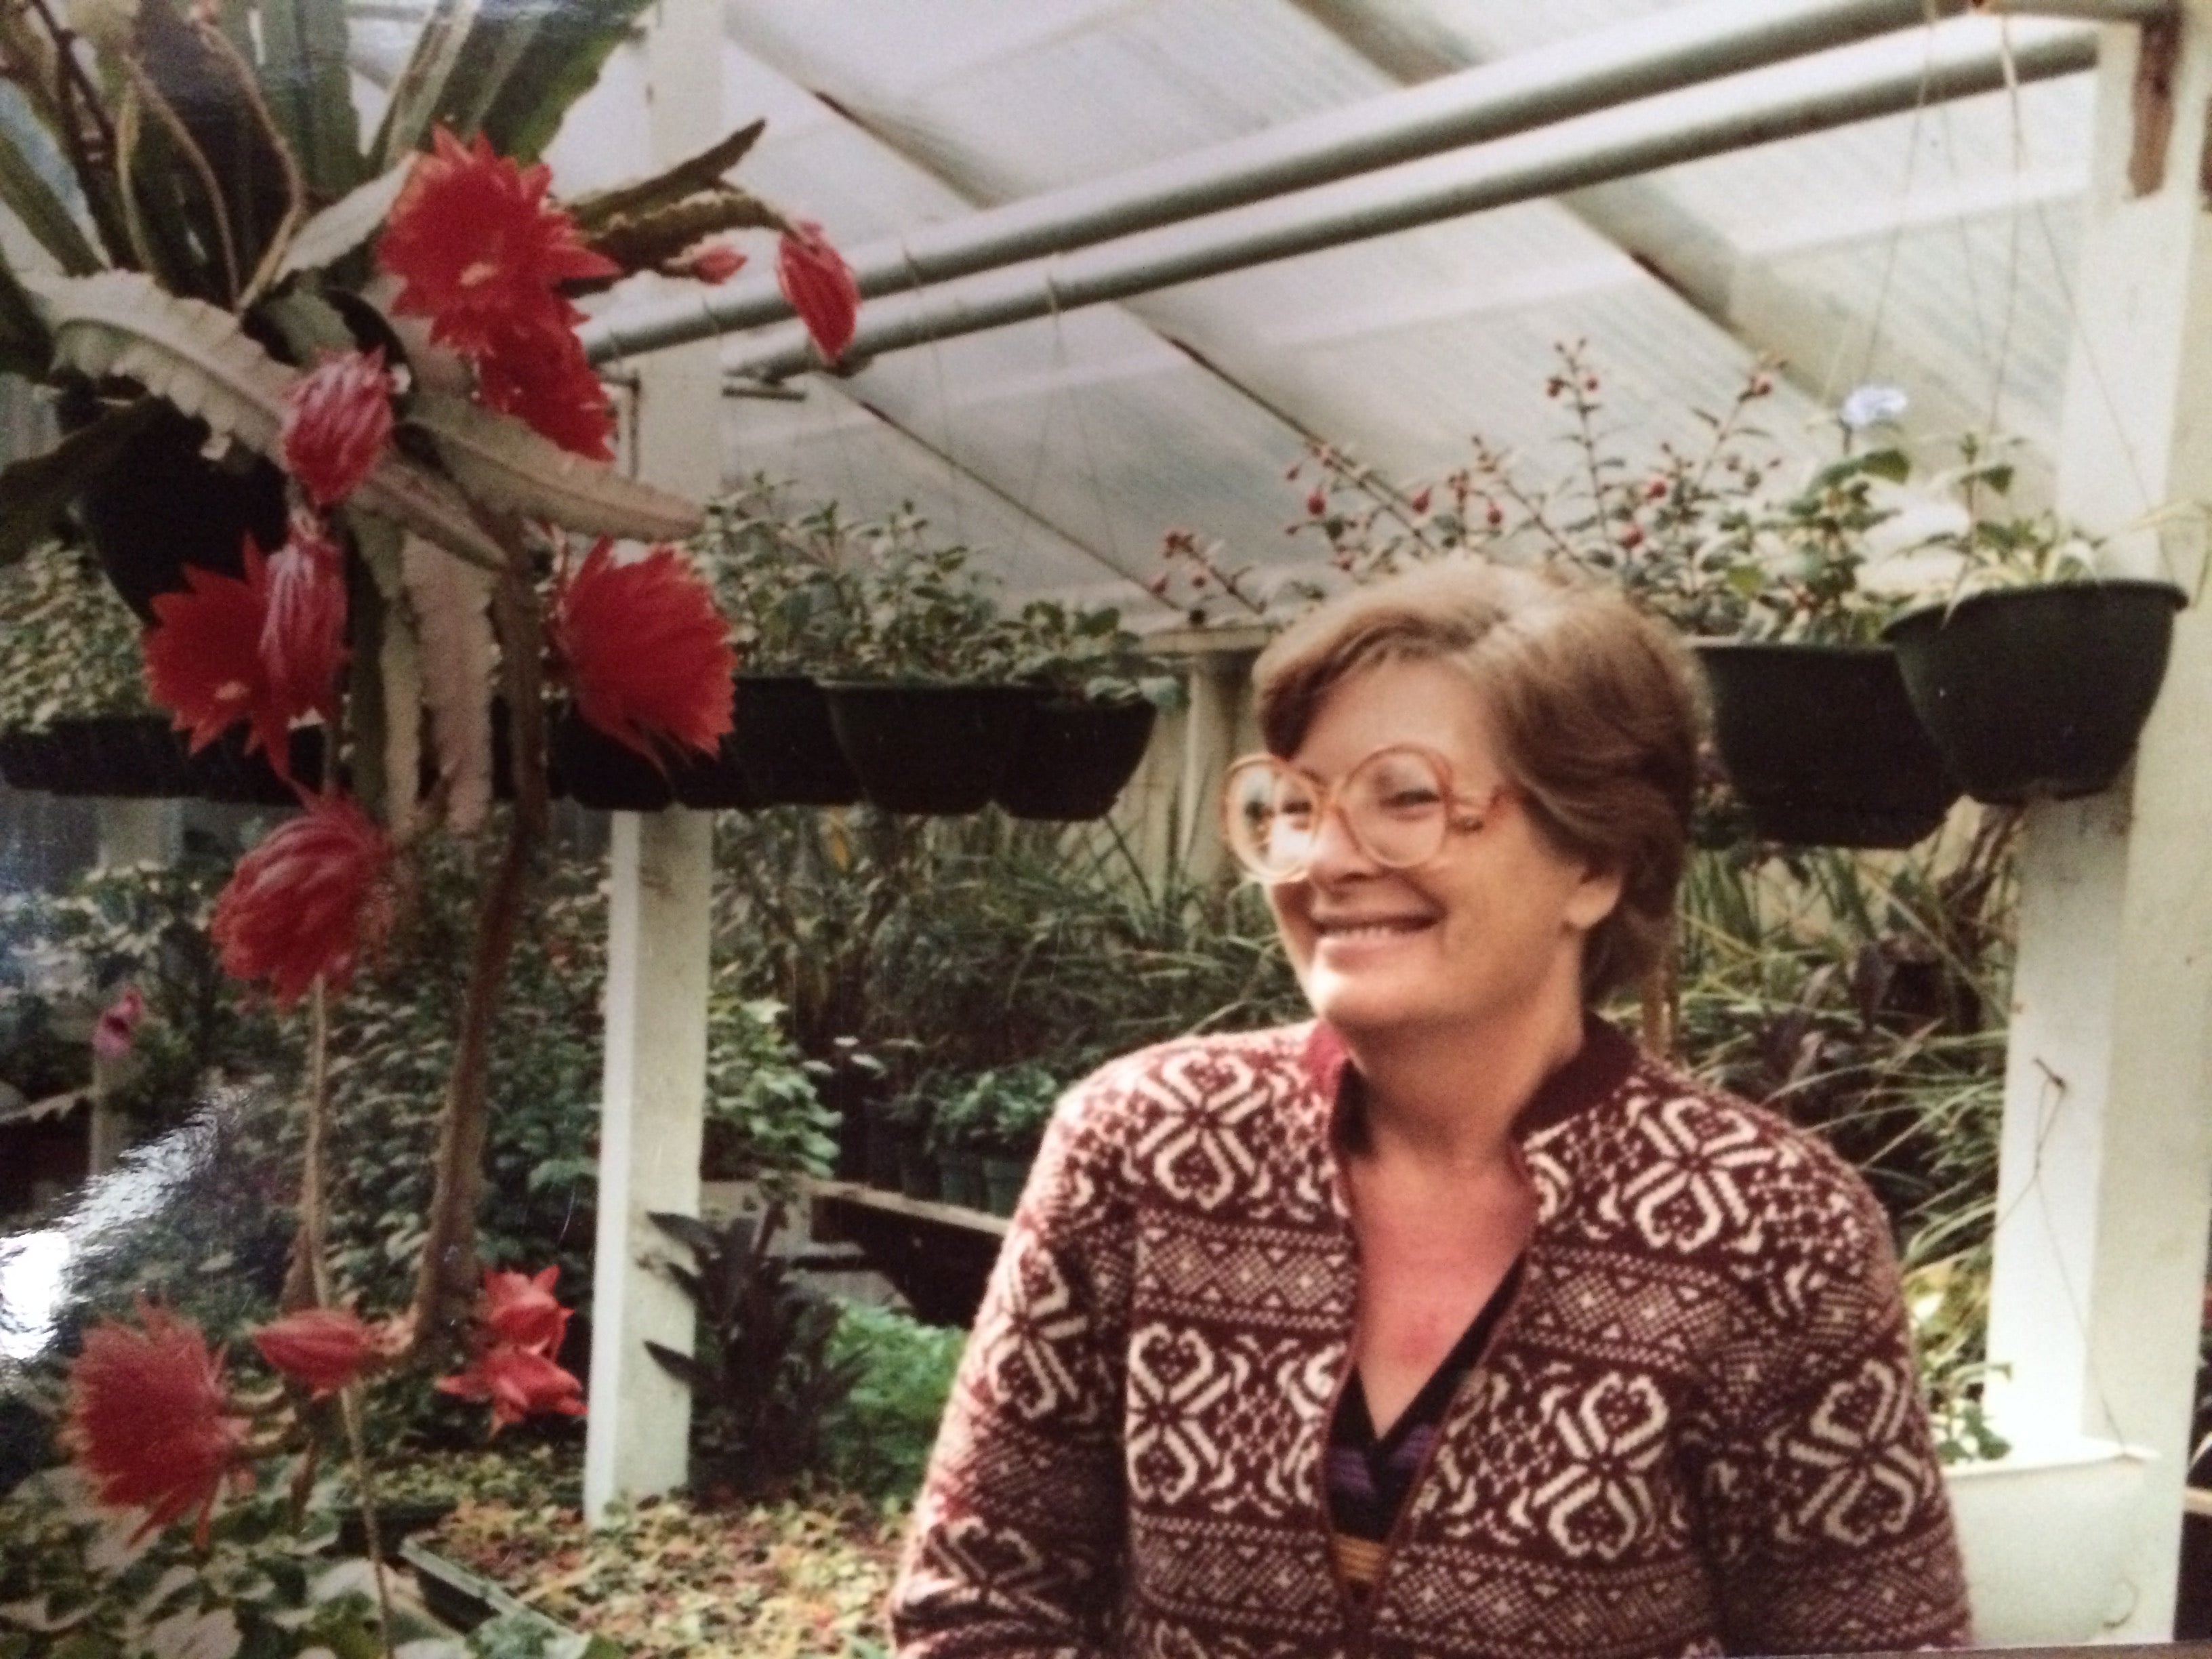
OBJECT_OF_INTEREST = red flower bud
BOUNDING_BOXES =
[253,1305,403,1400]
[1306,488,1328,516]
[281,350,394,510]
[777,222,859,363]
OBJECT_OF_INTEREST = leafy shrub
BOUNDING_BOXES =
[645,1207,864,1502]
[0,1462,388,1658]
[819,1303,965,1501]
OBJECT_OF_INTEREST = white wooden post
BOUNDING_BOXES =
[581,0,723,1524]
[1980,7,2212,1637]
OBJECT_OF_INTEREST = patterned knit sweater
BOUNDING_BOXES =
[889,1019,1972,1659]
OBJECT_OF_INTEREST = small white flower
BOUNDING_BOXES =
[1839,384,1910,432]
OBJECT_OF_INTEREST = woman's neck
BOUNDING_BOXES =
[1338,996,1589,1177]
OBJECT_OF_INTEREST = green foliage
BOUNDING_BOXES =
[645,1207,865,1502]
[818,1303,965,1501]
[0,1461,391,1659]
[702,990,838,1195]
[0,543,152,729]
[927,1063,1062,1157]
[699,478,1164,696]
[1673,821,2015,1460]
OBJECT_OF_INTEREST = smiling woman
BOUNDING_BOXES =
[890,560,1971,1659]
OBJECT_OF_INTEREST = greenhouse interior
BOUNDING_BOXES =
[2,0,2211,1653]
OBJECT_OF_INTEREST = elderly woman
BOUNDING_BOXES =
[889,562,1970,1659]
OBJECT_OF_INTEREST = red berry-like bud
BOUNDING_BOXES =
[1306,488,1327,516]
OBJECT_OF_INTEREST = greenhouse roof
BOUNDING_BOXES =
[348,0,2108,617]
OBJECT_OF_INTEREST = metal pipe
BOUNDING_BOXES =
[699,22,2097,384]
[581,0,2139,365]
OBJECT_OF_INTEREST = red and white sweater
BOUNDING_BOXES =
[890,1019,1972,1659]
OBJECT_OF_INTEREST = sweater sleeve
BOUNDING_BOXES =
[888,1076,1136,1659]
[1692,1170,1974,1655]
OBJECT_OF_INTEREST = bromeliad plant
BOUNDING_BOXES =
[0,0,863,1629]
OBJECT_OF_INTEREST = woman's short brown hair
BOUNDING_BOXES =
[1251,560,1701,1003]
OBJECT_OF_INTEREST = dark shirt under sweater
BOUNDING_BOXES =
[1326,1258,1524,1593]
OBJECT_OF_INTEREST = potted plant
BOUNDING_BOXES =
[884,1084,940,1202]
[814,527,1039,815]
[1669,444,1963,851]
[0,541,178,795]
[1882,443,2186,803]
[994,597,1173,821]
[958,1063,1062,1217]
[695,484,863,808]
[927,1073,991,1211]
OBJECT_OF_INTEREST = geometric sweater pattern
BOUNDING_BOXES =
[889,1018,1973,1659]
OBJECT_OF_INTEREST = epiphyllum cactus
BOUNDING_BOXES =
[0,0,857,1565]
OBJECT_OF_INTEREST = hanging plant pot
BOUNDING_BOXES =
[70,716,191,798]
[668,676,762,811]
[0,716,184,797]
[994,695,1158,821]
[68,400,290,623]
[821,681,1039,815]
[550,710,672,812]
[1883,580,2185,804]
[180,727,327,805]
[728,675,859,806]
[1695,642,1959,848]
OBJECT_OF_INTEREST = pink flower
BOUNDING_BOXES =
[260,519,348,726]
[142,544,294,781]
[211,796,394,1008]
[474,322,615,461]
[776,223,859,363]
[377,127,617,355]
[92,985,144,1060]
[251,1306,403,1400]
[549,540,735,764]
[663,239,746,285]
[480,1266,569,1355]
[281,349,394,508]
[65,1300,253,1546]
[436,1343,586,1433]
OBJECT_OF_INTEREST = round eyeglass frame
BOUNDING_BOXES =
[1218,743,1513,884]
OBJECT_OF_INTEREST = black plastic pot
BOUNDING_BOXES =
[71,400,290,623]
[1695,642,1960,848]
[182,727,326,804]
[981,1151,1031,1218]
[666,677,761,811]
[729,675,860,807]
[821,681,1040,815]
[994,696,1158,821]
[939,1147,987,1212]
[1883,579,2186,804]
[0,716,184,797]
[897,1131,941,1202]
[550,710,673,812]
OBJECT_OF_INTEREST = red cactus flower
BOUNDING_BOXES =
[92,985,144,1060]
[474,323,615,461]
[65,1300,253,1546]
[211,795,394,1008]
[663,239,746,285]
[436,1343,586,1433]
[260,519,348,726]
[142,544,295,779]
[550,540,735,764]
[481,1266,570,1355]
[776,222,859,363]
[281,349,394,508]
[252,1305,403,1400]
[377,127,617,355]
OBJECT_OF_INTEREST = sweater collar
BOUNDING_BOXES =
[1300,1011,1639,1152]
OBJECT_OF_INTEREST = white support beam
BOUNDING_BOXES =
[1980,5,2212,1639]
[581,0,722,1527]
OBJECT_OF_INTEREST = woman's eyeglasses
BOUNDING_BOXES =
[1220,744,1511,884]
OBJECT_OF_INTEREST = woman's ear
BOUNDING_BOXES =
[1564,861,1626,934]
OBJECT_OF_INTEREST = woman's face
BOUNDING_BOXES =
[1265,657,1622,1046]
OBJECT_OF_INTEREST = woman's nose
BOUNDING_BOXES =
[1301,799,1374,881]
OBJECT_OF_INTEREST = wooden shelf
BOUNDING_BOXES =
[802,1176,1010,1239]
